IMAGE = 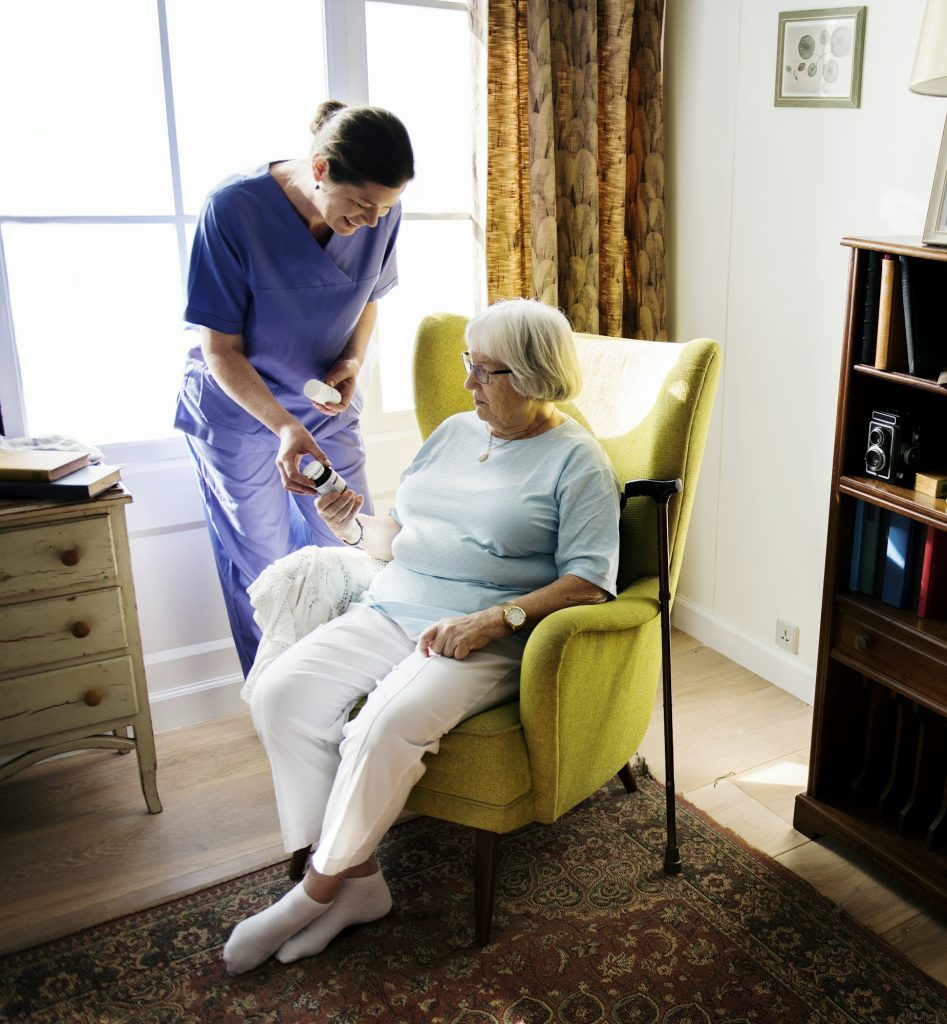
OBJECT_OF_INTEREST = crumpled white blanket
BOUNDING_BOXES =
[0,433,105,462]
[242,544,387,703]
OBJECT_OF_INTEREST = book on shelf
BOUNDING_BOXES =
[0,463,121,501]
[874,254,908,372]
[849,500,886,596]
[918,526,947,620]
[859,251,881,364]
[880,512,925,610]
[899,255,946,380]
[0,449,90,482]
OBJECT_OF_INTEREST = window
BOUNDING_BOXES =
[0,0,475,451]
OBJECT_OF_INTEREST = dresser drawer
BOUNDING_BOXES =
[0,656,139,749]
[0,588,128,675]
[0,516,118,602]
[834,603,947,712]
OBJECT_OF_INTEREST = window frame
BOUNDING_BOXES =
[0,0,472,457]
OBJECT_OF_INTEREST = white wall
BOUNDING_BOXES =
[665,0,944,702]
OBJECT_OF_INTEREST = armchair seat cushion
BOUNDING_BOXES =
[407,699,535,833]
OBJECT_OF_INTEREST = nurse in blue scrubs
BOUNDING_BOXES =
[174,102,415,677]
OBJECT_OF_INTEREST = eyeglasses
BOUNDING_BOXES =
[462,352,514,385]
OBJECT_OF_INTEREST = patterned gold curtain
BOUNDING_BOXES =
[472,0,666,340]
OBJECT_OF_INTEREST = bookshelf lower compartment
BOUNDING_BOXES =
[793,794,947,909]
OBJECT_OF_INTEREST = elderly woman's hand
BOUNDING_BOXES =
[316,488,365,545]
[417,608,506,660]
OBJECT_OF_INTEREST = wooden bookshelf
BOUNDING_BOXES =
[794,236,947,908]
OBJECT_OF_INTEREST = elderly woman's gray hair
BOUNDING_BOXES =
[465,298,582,402]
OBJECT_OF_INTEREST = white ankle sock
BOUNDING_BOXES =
[223,881,332,974]
[275,871,392,963]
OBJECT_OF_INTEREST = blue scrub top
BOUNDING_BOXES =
[174,163,402,451]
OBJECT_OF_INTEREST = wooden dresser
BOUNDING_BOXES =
[0,488,161,814]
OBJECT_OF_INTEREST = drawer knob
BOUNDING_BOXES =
[854,633,872,652]
[71,620,91,639]
[83,689,103,707]
[61,548,81,567]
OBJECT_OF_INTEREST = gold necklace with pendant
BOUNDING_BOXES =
[478,431,514,462]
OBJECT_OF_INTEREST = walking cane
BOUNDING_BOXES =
[623,478,683,875]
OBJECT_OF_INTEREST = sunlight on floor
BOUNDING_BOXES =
[739,761,809,789]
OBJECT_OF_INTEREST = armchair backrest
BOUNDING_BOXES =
[413,312,720,602]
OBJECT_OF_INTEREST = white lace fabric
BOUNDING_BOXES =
[242,545,387,702]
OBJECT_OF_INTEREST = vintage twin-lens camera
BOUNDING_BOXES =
[865,410,920,485]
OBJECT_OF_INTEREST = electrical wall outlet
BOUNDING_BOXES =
[775,619,799,654]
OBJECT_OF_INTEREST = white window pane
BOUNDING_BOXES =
[0,2,172,215]
[4,224,188,445]
[375,219,476,413]
[166,0,326,214]
[366,3,472,214]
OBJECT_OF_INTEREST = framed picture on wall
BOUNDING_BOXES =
[774,7,866,108]
[923,117,947,247]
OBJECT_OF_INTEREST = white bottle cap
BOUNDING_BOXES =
[304,379,342,405]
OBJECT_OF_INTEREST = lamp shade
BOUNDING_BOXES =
[911,0,947,95]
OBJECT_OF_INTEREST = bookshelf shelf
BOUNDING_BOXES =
[838,475,947,530]
[794,236,947,910]
[852,363,947,396]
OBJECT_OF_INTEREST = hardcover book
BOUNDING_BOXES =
[849,500,885,595]
[0,449,89,482]
[859,251,881,365]
[899,255,946,380]
[874,254,907,372]
[880,512,924,609]
[0,463,121,501]
[917,527,947,619]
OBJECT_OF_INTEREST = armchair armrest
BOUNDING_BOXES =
[518,577,664,821]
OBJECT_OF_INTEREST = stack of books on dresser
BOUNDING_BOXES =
[0,449,121,500]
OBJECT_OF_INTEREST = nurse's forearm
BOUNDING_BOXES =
[340,301,378,368]
[201,327,297,434]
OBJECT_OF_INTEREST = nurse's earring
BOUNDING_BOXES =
[314,182,320,190]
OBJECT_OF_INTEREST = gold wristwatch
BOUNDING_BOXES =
[500,602,527,632]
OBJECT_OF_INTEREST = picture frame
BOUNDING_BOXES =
[923,116,947,247]
[775,7,866,108]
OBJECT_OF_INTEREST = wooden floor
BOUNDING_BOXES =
[1,630,945,985]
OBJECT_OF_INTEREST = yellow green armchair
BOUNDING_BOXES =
[403,313,721,944]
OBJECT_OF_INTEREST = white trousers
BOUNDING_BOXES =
[249,603,522,875]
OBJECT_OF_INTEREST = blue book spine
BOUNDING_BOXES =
[850,501,865,591]
[881,513,922,609]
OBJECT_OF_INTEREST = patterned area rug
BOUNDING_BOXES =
[2,775,945,1024]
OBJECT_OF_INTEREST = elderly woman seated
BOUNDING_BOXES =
[224,298,621,973]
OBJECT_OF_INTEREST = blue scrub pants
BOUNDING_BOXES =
[184,425,374,678]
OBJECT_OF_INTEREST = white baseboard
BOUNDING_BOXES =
[149,673,247,733]
[672,596,816,706]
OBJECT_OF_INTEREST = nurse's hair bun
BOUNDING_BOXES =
[310,100,347,136]
[309,103,415,190]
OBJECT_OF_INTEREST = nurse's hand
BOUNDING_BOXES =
[317,488,365,543]
[276,422,330,494]
[313,358,360,415]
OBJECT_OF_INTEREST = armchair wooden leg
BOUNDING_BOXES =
[474,828,500,947]
[617,761,639,793]
[288,846,311,881]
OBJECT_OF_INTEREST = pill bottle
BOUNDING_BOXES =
[303,379,342,405]
[303,461,348,495]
